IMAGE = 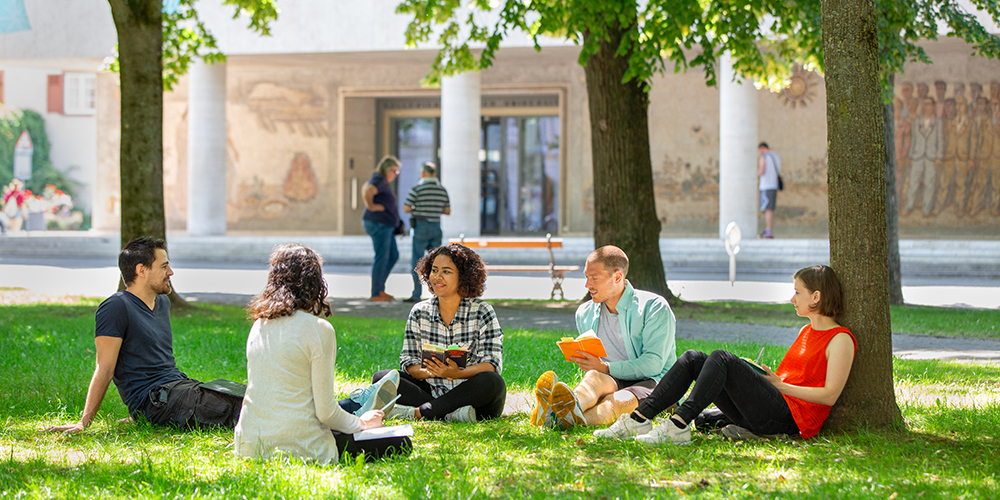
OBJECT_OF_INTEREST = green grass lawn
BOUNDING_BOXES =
[497,298,1000,339]
[2,301,999,499]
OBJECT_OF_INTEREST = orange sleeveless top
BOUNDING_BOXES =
[775,325,856,439]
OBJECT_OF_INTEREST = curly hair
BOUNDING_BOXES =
[248,243,332,320]
[416,244,488,298]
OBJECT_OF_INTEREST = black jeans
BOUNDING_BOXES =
[373,369,507,421]
[635,350,799,436]
[144,378,242,429]
[332,431,412,463]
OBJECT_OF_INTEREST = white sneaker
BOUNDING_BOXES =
[593,413,652,439]
[444,405,477,423]
[385,404,417,421]
[635,419,692,445]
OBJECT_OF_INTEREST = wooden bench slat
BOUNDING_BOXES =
[448,239,563,249]
[485,265,579,272]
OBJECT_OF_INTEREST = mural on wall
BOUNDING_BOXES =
[243,82,329,137]
[233,151,323,221]
[894,80,1000,222]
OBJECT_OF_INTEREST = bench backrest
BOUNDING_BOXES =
[448,233,562,249]
[448,239,563,249]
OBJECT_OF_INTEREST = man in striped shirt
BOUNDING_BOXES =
[403,162,451,302]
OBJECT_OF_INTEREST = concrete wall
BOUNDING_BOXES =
[0,0,115,60]
[161,47,587,234]
[0,63,102,213]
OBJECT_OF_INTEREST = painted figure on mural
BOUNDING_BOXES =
[900,83,915,119]
[916,83,930,101]
[937,96,973,215]
[898,88,922,205]
[989,98,1000,215]
[934,81,948,118]
[904,97,944,216]
[967,97,994,216]
[894,98,911,191]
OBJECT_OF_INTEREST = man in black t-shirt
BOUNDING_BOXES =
[45,237,241,433]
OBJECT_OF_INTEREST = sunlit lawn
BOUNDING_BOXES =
[2,301,998,499]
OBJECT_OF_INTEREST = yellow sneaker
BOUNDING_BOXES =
[549,382,586,430]
[530,371,558,426]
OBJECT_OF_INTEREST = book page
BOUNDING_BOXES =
[353,424,414,442]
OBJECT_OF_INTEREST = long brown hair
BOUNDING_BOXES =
[248,243,332,320]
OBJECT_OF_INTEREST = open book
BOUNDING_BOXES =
[557,330,607,362]
[741,347,767,375]
[354,424,414,442]
[422,343,470,368]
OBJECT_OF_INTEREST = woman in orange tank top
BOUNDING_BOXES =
[592,265,857,444]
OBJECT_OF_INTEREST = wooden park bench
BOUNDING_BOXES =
[449,233,580,300]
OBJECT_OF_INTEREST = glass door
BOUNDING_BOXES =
[390,117,440,230]
[480,115,560,235]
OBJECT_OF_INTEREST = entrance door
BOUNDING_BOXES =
[389,117,440,230]
[481,115,560,235]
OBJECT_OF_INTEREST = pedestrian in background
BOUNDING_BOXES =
[403,162,450,302]
[362,156,402,302]
[757,142,781,239]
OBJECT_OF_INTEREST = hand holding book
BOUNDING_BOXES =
[421,343,470,369]
[556,330,607,362]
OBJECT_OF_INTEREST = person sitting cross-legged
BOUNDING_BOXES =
[351,244,506,423]
[594,265,856,444]
[531,245,677,430]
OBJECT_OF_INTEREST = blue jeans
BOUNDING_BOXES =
[363,219,399,298]
[409,220,442,300]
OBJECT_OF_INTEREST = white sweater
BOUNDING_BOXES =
[234,311,361,464]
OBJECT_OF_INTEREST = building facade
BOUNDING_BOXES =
[2,0,998,238]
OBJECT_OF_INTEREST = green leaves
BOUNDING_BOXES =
[107,0,279,91]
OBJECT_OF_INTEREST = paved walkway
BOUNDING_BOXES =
[188,292,1000,364]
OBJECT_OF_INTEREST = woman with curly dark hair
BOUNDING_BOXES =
[235,243,411,464]
[366,244,506,422]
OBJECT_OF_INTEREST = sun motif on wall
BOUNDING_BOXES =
[778,65,819,109]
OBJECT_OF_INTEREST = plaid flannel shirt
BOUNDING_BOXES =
[400,297,504,398]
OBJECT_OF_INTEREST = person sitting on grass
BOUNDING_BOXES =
[235,243,411,464]
[45,237,243,434]
[531,245,676,430]
[594,264,856,444]
[354,244,506,423]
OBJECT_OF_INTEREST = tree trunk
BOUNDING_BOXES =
[883,74,904,306]
[582,22,676,304]
[109,0,188,308]
[821,0,902,429]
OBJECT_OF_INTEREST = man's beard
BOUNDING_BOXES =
[152,280,172,295]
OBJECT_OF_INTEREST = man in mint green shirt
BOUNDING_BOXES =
[530,245,676,430]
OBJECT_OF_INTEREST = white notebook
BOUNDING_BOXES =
[353,424,414,442]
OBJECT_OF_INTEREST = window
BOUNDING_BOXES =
[63,73,96,115]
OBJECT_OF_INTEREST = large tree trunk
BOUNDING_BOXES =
[109,0,188,308]
[582,22,676,304]
[883,74,904,306]
[821,0,902,429]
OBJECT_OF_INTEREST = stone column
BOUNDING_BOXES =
[186,60,227,236]
[718,53,759,239]
[439,71,481,238]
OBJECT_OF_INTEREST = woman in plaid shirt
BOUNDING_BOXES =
[372,244,506,422]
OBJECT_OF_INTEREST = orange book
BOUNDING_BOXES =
[557,330,607,362]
